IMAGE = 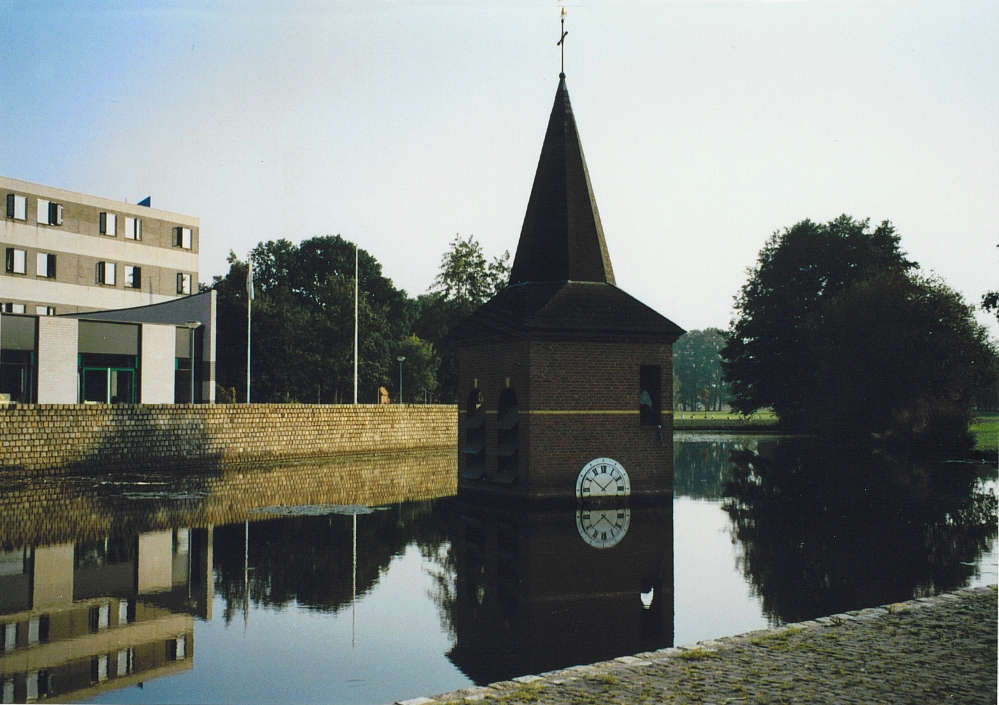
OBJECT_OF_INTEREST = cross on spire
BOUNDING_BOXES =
[557,7,568,76]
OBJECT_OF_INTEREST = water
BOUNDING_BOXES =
[0,434,994,704]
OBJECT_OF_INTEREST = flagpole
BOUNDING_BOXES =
[353,244,358,404]
[246,257,253,404]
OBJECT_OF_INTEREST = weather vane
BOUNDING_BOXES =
[557,7,567,76]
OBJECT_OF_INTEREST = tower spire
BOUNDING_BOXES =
[508,73,615,286]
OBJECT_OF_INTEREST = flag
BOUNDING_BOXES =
[246,259,254,300]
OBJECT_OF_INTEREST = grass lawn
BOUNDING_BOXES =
[673,409,778,428]
[972,413,998,453]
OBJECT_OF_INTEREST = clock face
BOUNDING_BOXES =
[575,458,631,499]
[576,506,631,549]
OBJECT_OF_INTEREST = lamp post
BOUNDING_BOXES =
[185,320,201,404]
[396,355,405,405]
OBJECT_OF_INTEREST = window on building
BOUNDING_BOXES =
[125,265,141,289]
[97,261,116,286]
[35,306,55,316]
[639,365,662,426]
[5,248,26,274]
[99,212,117,236]
[36,199,62,226]
[117,648,134,676]
[176,226,192,249]
[2,303,26,314]
[2,623,16,651]
[36,252,56,278]
[6,194,26,220]
[166,636,186,660]
[125,216,141,240]
[177,272,191,294]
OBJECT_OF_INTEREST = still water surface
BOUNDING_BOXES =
[0,434,994,704]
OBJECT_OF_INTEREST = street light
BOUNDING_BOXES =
[396,355,406,404]
[185,320,201,404]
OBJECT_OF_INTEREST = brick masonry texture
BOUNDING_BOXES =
[0,404,457,473]
[458,340,673,498]
[405,585,998,705]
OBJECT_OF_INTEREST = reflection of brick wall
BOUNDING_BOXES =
[0,450,457,549]
[0,404,457,473]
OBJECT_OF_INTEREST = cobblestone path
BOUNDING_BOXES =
[399,585,997,705]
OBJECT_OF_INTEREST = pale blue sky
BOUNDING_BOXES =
[2,1,996,334]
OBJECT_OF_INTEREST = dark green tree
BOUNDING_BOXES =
[394,334,439,403]
[799,273,996,445]
[722,216,996,447]
[982,291,999,321]
[414,235,510,402]
[672,328,730,411]
[211,236,415,403]
[722,216,916,421]
[981,244,998,322]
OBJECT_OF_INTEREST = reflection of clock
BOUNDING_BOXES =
[576,506,631,548]
[575,458,631,499]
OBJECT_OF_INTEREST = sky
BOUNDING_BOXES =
[1,0,996,336]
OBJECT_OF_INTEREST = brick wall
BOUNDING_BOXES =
[0,404,457,473]
[457,338,673,499]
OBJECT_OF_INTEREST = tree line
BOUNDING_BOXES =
[212,216,996,450]
[209,234,507,404]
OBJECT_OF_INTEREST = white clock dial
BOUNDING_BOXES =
[576,506,631,549]
[575,458,631,499]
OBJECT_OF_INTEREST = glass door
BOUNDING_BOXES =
[81,368,136,403]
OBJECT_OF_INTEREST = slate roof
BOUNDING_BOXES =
[450,280,685,343]
[509,74,615,286]
[454,74,684,344]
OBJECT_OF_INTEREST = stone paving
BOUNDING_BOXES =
[398,585,997,705]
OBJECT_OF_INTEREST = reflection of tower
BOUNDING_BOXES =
[448,500,674,684]
[0,528,212,702]
[453,71,683,501]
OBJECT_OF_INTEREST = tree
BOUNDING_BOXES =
[430,234,510,308]
[982,291,999,322]
[414,235,510,402]
[981,244,998,322]
[211,236,414,403]
[722,216,996,447]
[395,334,439,403]
[672,328,730,411]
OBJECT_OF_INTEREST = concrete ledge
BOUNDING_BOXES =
[400,585,998,705]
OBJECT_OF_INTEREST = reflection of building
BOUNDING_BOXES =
[449,500,673,684]
[453,73,683,500]
[0,529,212,702]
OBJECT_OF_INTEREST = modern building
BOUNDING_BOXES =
[1,177,216,404]
[1,176,199,316]
[452,73,685,501]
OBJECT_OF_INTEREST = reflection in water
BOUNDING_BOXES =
[0,528,207,703]
[0,440,994,703]
[722,439,998,623]
[447,501,673,685]
[211,502,451,624]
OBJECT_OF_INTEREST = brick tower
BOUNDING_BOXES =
[452,72,684,502]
